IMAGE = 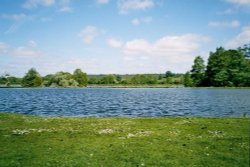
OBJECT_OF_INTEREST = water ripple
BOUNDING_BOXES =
[0,88,250,117]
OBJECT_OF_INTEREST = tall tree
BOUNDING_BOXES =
[22,68,43,87]
[205,47,226,86]
[73,69,88,87]
[190,56,205,86]
[165,71,174,78]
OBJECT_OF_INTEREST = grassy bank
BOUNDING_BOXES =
[87,84,184,88]
[0,113,249,167]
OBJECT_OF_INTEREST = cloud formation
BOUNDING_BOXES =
[131,16,152,25]
[22,0,55,9]
[0,41,43,57]
[225,0,250,6]
[208,20,240,28]
[12,41,43,57]
[108,34,210,72]
[109,34,209,55]
[225,26,250,48]
[58,0,73,12]
[78,26,98,44]
[96,0,110,4]
[22,0,73,12]
[1,13,34,21]
[1,13,34,34]
[118,0,154,14]
[107,38,123,48]
[0,42,9,50]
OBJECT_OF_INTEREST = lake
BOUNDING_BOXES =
[0,88,249,117]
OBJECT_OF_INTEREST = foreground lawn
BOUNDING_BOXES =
[0,113,249,167]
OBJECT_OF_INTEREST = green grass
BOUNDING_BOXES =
[0,113,249,167]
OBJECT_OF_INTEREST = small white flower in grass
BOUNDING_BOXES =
[98,129,114,134]
[127,133,136,138]
[12,129,29,135]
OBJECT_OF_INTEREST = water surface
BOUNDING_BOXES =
[0,88,249,117]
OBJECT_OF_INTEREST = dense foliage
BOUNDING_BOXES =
[73,69,88,87]
[22,68,43,87]
[0,74,22,86]
[188,45,250,87]
[43,70,87,88]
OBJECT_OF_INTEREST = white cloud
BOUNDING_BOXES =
[225,26,250,49]
[107,38,123,48]
[58,0,73,12]
[40,17,52,22]
[131,18,140,25]
[0,42,9,50]
[1,14,34,34]
[131,16,152,25]
[108,34,210,72]
[1,13,34,21]
[123,39,151,55]
[225,0,250,6]
[58,6,72,12]
[0,41,43,57]
[78,26,98,44]
[218,8,238,15]
[12,47,42,57]
[118,0,154,14]
[208,20,240,28]
[22,0,56,9]
[22,0,73,12]
[28,40,38,48]
[97,0,110,4]
[0,42,9,54]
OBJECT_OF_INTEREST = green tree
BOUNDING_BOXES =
[190,56,205,86]
[205,47,227,86]
[88,77,99,84]
[115,75,122,83]
[73,69,88,87]
[51,72,72,87]
[204,47,250,87]
[183,72,193,87]
[100,75,116,84]
[165,71,174,78]
[238,44,250,59]
[130,75,146,84]
[146,75,158,84]
[48,71,82,87]
[22,68,43,87]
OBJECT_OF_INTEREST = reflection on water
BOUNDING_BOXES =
[0,88,249,117]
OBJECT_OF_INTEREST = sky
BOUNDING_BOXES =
[0,0,250,76]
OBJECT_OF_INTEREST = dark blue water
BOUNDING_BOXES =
[0,88,249,117]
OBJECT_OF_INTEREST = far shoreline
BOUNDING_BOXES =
[1,85,250,89]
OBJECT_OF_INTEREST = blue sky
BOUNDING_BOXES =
[0,0,250,76]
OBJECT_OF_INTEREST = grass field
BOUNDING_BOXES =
[0,113,249,167]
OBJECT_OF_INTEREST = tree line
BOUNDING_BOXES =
[0,70,183,88]
[0,44,249,88]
